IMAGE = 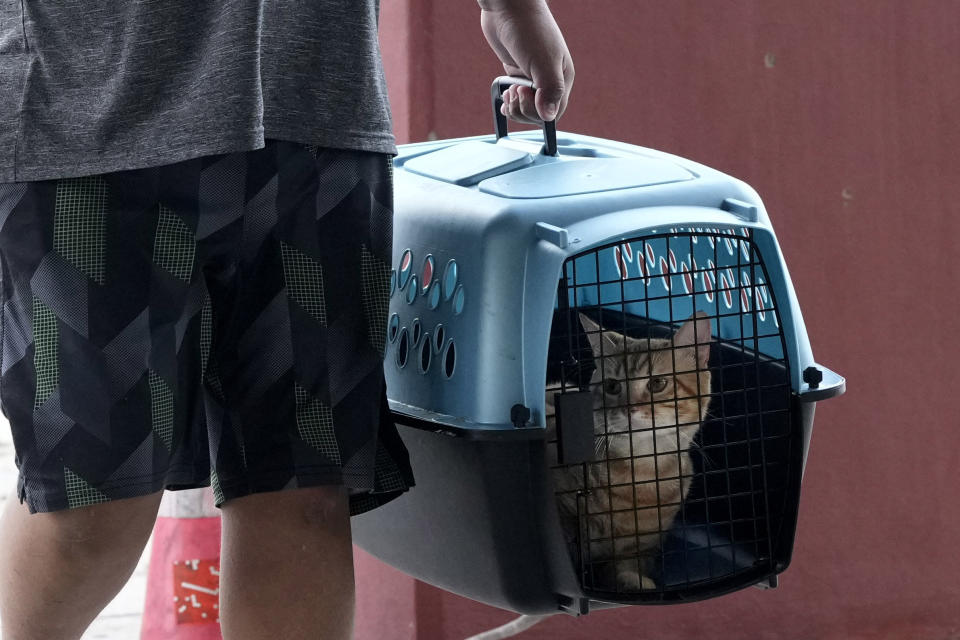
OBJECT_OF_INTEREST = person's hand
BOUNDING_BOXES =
[479,0,574,125]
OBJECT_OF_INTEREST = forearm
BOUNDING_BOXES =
[477,0,548,12]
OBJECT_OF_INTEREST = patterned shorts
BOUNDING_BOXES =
[0,140,414,515]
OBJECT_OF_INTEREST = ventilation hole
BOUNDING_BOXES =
[428,280,441,310]
[443,340,456,379]
[390,270,396,297]
[388,313,400,343]
[421,255,434,294]
[398,249,412,290]
[412,318,422,345]
[453,285,465,315]
[396,328,409,369]
[443,259,458,301]
[406,276,418,304]
[433,324,445,353]
[418,334,432,374]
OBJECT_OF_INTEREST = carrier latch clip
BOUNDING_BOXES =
[510,404,531,428]
[554,391,595,465]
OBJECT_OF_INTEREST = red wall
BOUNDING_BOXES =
[359,2,960,638]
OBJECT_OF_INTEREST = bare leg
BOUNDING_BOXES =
[0,490,163,640]
[218,486,355,640]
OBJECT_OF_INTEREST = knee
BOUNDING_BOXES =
[222,486,350,536]
[298,486,348,527]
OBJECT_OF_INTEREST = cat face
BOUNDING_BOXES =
[579,313,712,461]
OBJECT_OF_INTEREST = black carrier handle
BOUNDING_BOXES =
[490,76,559,157]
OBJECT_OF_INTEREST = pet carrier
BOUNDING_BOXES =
[352,77,844,616]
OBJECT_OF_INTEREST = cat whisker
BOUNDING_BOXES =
[698,451,717,471]
[674,433,699,450]
[594,436,608,458]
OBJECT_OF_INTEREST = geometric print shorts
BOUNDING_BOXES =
[0,140,414,515]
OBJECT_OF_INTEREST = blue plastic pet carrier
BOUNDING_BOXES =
[352,78,845,616]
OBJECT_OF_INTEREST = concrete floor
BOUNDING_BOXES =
[0,417,152,639]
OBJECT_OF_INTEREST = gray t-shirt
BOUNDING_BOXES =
[0,1,396,182]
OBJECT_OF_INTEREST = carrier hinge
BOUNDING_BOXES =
[753,575,779,590]
[557,595,590,616]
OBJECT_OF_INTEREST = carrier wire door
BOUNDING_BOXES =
[546,228,797,602]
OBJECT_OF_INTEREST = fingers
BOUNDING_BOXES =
[528,44,574,122]
[529,66,565,122]
[499,85,543,125]
[555,57,575,120]
[499,72,574,125]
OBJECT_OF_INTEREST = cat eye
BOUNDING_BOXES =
[603,379,622,396]
[647,376,669,394]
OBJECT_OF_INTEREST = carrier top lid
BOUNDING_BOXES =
[404,140,533,186]
[478,155,693,199]
[402,137,695,197]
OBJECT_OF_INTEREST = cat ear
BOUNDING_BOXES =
[674,311,712,368]
[578,312,623,356]
[578,312,600,336]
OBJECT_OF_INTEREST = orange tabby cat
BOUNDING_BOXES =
[546,312,712,591]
